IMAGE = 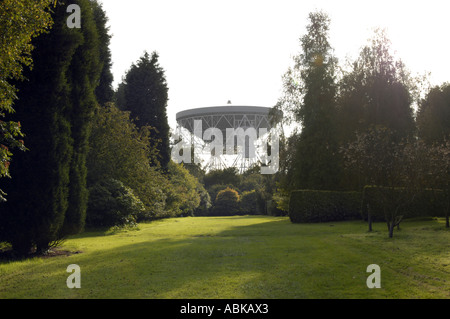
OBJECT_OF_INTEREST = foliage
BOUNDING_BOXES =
[0,0,54,200]
[416,81,450,227]
[288,190,362,223]
[272,11,340,191]
[86,178,144,228]
[211,187,241,216]
[203,167,241,189]
[342,127,440,236]
[240,190,261,215]
[336,29,416,140]
[336,29,417,191]
[202,165,276,216]
[272,185,290,214]
[117,51,171,170]
[207,183,239,205]
[165,162,202,217]
[194,185,212,216]
[91,0,114,106]
[63,0,105,237]
[361,186,447,222]
[0,1,88,255]
[87,103,168,219]
[0,1,114,254]
[417,83,450,144]
[0,0,54,114]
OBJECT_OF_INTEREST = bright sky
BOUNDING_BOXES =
[100,0,450,129]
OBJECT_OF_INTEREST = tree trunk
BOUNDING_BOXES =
[36,243,50,256]
[388,222,394,238]
[367,204,372,232]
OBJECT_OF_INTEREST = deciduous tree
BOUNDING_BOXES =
[0,0,54,201]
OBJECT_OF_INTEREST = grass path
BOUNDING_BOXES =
[0,216,449,299]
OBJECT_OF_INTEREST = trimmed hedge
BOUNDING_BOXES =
[361,186,448,221]
[289,190,362,223]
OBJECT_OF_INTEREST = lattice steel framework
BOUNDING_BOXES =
[175,105,278,173]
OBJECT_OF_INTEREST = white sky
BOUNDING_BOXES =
[100,0,450,129]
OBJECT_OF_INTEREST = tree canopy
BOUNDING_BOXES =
[117,51,171,170]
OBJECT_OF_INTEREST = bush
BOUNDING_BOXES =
[266,199,287,216]
[240,190,262,215]
[289,190,362,223]
[164,162,202,218]
[87,104,168,220]
[361,186,447,221]
[86,179,145,228]
[211,187,241,216]
[194,186,212,216]
[207,184,240,206]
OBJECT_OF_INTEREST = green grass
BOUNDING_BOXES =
[0,216,449,299]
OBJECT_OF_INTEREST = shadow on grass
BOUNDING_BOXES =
[1,216,448,298]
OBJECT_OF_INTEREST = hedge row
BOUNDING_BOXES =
[289,187,449,224]
[289,190,362,223]
[361,186,448,221]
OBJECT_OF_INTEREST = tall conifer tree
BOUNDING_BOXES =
[92,0,114,106]
[2,0,105,253]
[275,11,340,191]
[117,52,171,170]
[2,2,80,254]
[62,0,103,236]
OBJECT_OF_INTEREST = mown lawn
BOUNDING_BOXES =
[0,216,449,299]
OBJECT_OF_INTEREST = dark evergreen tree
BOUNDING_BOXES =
[117,51,171,170]
[91,0,114,106]
[62,0,103,237]
[1,2,81,254]
[417,83,450,144]
[1,0,106,254]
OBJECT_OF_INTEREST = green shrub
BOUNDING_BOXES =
[361,186,447,221]
[194,186,212,216]
[240,190,261,215]
[266,199,288,216]
[164,162,202,218]
[211,187,241,216]
[86,179,145,228]
[207,184,240,205]
[289,190,362,223]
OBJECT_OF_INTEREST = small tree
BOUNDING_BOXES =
[427,140,450,227]
[343,126,427,237]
